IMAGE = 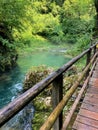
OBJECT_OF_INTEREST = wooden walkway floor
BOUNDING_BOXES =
[73,62,98,130]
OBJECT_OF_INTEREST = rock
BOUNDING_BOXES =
[44,97,51,107]
[23,65,53,91]
[23,66,53,129]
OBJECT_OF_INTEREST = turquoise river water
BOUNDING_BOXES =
[0,49,70,130]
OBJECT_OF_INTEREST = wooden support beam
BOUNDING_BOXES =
[86,49,91,77]
[94,45,96,54]
[52,74,63,130]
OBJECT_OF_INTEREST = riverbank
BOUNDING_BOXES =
[0,42,72,130]
[16,36,71,55]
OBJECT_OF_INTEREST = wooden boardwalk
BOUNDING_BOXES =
[73,61,98,130]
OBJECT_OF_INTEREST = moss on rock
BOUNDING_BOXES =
[0,50,18,73]
[24,65,53,91]
[23,65,53,129]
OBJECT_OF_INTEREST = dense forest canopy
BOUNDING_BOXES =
[0,0,30,72]
[0,0,97,72]
[94,0,98,35]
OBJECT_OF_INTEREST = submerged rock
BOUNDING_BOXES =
[0,103,34,130]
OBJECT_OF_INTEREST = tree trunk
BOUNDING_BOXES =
[56,0,65,6]
[51,0,65,6]
[94,0,98,12]
[93,0,98,37]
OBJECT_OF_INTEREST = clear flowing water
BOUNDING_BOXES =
[0,49,70,130]
[18,50,70,73]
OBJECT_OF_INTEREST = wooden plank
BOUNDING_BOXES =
[76,115,98,129]
[91,72,98,78]
[89,78,98,87]
[85,93,98,99]
[88,85,98,88]
[83,96,98,106]
[73,121,98,130]
[87,85,98,94]
[79,109,98,121]
[87,89,98,95]
[89,77,98,81]
[81,102,98,113]
[94,68,98,70]
[92,75,98,78]
[89,77,98,80]
[87,86,98,91]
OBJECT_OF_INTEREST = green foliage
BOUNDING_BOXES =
[33,111,50,130]
[67,33,92,56]
[0,0,32,72]
[61,0,95,43]
[7,0,95,47]
[26,0,95,46]
[0,50,17,72]
[0,0,96,72]
[0,0,31,31]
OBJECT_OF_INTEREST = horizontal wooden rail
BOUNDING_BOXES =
[0,42,97,127]
[62,57,98,130]
[40,52,98,130]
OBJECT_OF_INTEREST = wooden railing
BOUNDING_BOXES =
[0,42,98,130]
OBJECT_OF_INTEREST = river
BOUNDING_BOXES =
[0,49,70,130]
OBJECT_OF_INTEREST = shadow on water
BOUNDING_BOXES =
[0,49,70,130]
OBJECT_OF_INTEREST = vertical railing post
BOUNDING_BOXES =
[86,48,91,77]
[94,45,96,54]
[52,74,63,130]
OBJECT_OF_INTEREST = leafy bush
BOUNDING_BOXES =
[67,33,92,56]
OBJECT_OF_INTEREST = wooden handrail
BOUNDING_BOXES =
[0,42,97,128]
[62,56,98,130]
[40,52,98,130]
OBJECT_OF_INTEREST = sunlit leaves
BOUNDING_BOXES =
[63,0,94,18]
[0,0,31,31]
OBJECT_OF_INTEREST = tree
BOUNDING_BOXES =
[94,0,98,12]
[0,0,31,72]
[0,0,30,40]
[55,0,65,6]
[50,0,65,6]
[94,0,98,36]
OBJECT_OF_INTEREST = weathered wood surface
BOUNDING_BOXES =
[73,58,98,130]
[52,74,63,130]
